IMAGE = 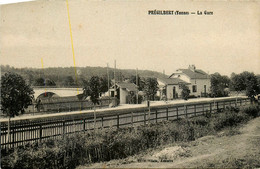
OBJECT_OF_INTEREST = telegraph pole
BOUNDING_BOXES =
[107,63,110,97]
[136,68,138,104]
[114,60,116,98]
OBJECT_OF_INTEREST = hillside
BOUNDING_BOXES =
[0,65,168,87]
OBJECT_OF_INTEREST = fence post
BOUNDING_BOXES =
[194,105,196,116]
[12,123,15,148]
[144,111,146,125]
[69,103,71,112]
[176,107,178,119]
[240,99,242,106]
[216,102,219,113]
[131,112,134,127]
[83,119,86,131]
[39,124,42,142]
[166,107,169,120]
[185,105,188,118]
[155,110,158,123]
[202,104,205,115]
[101,117,104,129]
[210,103,212,113]
[117,114,120,129]
[94,111,96,130]
[63,121,66,136]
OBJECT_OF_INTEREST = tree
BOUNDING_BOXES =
[144,78,158,101]
[231,73,245,94]
[78,76,88,87]
[231,71,259,103]
[27,73,34,85]
[243,73,259,98]
[129,75,145,91]
[1,72,34,143]
[34,77,45,86]
[257,75,260,93]
[45,79,56,86]
[210,73,230,97]
[83,76,101,129]
[99,77,111,95]
[179,83,190,100]
[63,76,75,87]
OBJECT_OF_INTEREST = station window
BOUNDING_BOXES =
[192,85,197,93]
[111,91,114,97]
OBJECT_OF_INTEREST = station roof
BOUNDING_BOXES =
[158,78,190,85]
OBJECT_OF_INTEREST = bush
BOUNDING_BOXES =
[190,116,210,126]
[179,84,190,100]
[154,95,161,101]
[211,111,250,131]
[242,105,259,118]
[132,95,143,104]
[225,106,240,113]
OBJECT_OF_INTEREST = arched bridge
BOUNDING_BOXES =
[33,88,84,100]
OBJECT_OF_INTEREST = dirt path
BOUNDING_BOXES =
[82,117,260,168]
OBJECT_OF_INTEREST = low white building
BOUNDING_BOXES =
[109,82,138,104]
[157,78,190,100]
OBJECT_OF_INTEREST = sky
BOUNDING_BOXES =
[0,0,34,5]
[0,0,259,76]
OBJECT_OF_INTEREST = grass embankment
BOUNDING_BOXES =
[2,105,259,169]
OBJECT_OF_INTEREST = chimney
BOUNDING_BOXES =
[189,65,196,72]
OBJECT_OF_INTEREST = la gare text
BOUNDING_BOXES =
[148,10,213,15]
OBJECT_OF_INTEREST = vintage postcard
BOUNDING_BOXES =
[0,0,260,168]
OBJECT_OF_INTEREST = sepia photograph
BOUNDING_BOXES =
[0,0,260,168]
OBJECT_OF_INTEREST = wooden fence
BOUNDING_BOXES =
[0,97,250,150]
